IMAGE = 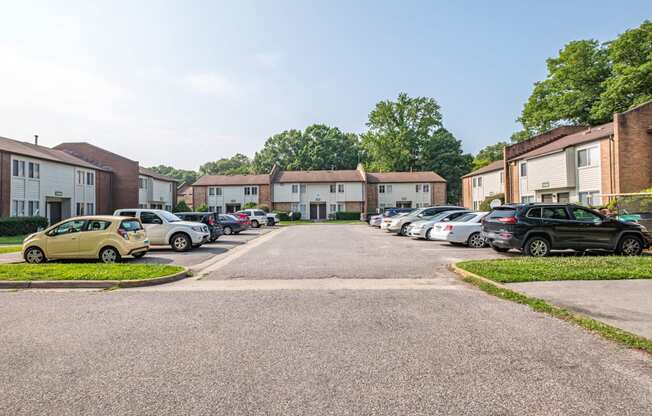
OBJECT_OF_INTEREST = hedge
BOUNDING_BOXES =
[272,211,301,221]
[335,211,361,220]
[0,216,49,236]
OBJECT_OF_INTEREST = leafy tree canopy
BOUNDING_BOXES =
[253,124,361,173]
[148,165,198,185]
[199,153,253,176]
[472,142,507,170]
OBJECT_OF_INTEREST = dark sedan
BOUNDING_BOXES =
[176,212,223,242]
[218,214,250,235]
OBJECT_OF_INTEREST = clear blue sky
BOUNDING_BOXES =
[1,1,650,169]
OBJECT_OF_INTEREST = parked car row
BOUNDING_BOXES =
[370,202,652,256]
[20,207,278,264]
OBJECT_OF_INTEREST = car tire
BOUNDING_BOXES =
[100,247,121,263]
[24,247,46,264]
[400,224,409,236]
[210,237,218,243]
[467,232,485,248]
[491,245,509,253]
[251,220,259,228]
[425,229,432,240]
[133,252,146,259]
[171,233,191,252]
[223,226,233,235]
[617,235,643,256]
[523,236,550,257]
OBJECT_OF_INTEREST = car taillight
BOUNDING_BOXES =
[444,224,453,231]
[497,216,517,224]
[208,216,215,225]
[117,229,129,240]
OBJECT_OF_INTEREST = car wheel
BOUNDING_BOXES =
[400,224,409,236]
[251,220,259,228]
[100,247,121,263]
[523,236,550,257]
[133,252,146,259]
[210,237,217,243]
[467,232,485,248]
[171,233,191,252]
[223,226,232,235]
[425,228,432,240]
[491,245,509,253]
[24,247,46,264]
[618,235,643,256]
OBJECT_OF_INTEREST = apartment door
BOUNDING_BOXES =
[541,194,554,203]
[396,201,412,208]
[47,202,62,225]
[226,203,241,213]
[310,203,327,220]
[556,192,570,203]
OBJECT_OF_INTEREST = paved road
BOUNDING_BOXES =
[509,279,652,339]
[207,224,513,280]
[1,224,651,415]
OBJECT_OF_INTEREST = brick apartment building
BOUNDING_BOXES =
[462,100,652,208]
[192,164,447,219]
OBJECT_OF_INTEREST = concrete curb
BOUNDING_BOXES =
[447,263,510,289]
[0,267,188,290]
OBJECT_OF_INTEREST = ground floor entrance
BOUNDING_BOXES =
[46,197,70,225]
[396,201,412,208]
[226,203,241,213]
[310,202,327,220]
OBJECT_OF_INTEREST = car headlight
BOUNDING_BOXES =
[191,226,203,232]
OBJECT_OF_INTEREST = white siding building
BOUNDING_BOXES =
[462,160,505,210]
[138,167,177,211]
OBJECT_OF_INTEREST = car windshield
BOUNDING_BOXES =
[159,211,181,222]
[455,213,477,222]
[428,211,460,222]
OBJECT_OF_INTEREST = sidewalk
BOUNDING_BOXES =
[0,252,23,264]
[507,279,652,339]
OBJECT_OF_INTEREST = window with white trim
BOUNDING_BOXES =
[579,191,600,206]
[12,200,25,216]
[251,186,258,195]
[139,178,147,189]
[28,162,40,179]
[28,200,40,216]
[86,172,95,186]
[500,171,504,184]
[329,184,336,193]
[337,184,344,193]
[77,171,84,185]
[209,187,215,196]
[12,160,25,177]
[520,162,527,177]
[86,203,95,215]
[386,185,392,193]
[292,184,299,193]
[415,184,421,192]
[300,184,307,193]
[337,203,344,211]
[76,202,85,216]
[577,147,599,168]
[378,185,385,193]
[423,184,430,192]
[330,204,337,212]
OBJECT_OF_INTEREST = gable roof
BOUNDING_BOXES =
[462,160,504,178]
[366,171,446,183]
[275,170,364,183]
[0,136,110,171]
[514,123,613,161]
[139,166,177,182]
[193,174,270,186]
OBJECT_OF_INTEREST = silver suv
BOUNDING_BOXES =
[387,206,466,236]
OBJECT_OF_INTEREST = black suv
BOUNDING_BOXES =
[175,212,223,242]
[482,203,651,256]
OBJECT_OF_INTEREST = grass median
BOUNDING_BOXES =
[0,246,22,254]
[279,220,365,226]
[0,264,184,281]
[457,256,652,283]
[0,235,26,245]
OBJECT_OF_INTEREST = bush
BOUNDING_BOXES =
[289,211,302,221]
[196,204,208,212]
[335,211,361,220]
[244,202,257,209]
[479,193,504,211]
[0,216,49,236]
[257,204,270,212]
[273,211,291,221]
[173,201,190,212]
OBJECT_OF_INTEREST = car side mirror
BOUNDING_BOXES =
[443,218,450,222]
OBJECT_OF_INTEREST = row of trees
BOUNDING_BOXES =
[472,20,652,169]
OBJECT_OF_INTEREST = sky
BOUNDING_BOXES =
[1,1,650,170]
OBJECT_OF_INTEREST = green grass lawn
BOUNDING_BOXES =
[0,264,184,281]
[0,246,22,254]
[279,220,365,226]
[457,257,652,283]
[0,235,26,245]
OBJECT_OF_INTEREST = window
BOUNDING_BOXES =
[77,171,84,185]
[520,162,527,177]
[300,184,307,193]
[139,178,147,189]
[416,203,421,208]
[415,184,421,192]
[542,207,569,220]
[477,177,482,187]
[28,200,40,216]
[244,187,251,195]
[86,220,111,231]
[28,162,40,179]
[252,186,258,195]
[330,204,337,212]
[423,184,430,192]
[292,184,299,193]
[209,206,216,212]
[12,160,25,177]
[386,185,392,193]
[472,177,477,187]
[138,204,147,208]
[337,184,344,193]
[572,207,601,222]
[76,202,85,216]
[291,202,299,211]
[521,195,534,204]
[579,191,600,206]
[330,184,336,193]
[337,203,344,211]
[379,185,385,194]
[209,187,215,196]
[12,200,25,216]
[578,147,599,168]
[164,205,172,212]
[216,206,223,214]
[86,203,95,215]
[500,171,504,184]
[86,172,95,186]
[140,212,162,224]
[52,220,86,236]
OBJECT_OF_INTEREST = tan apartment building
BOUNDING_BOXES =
[463,100,652,207]
[461,160,504,210]
[192,164,447,219]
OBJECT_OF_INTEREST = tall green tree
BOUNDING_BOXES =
[148,165,198,185]
[592,20,652,120]
[472,142,507,170]
[253,124,361,172]
[519,39,611,133]
[362,92,443,171]
[199,153,253,176]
